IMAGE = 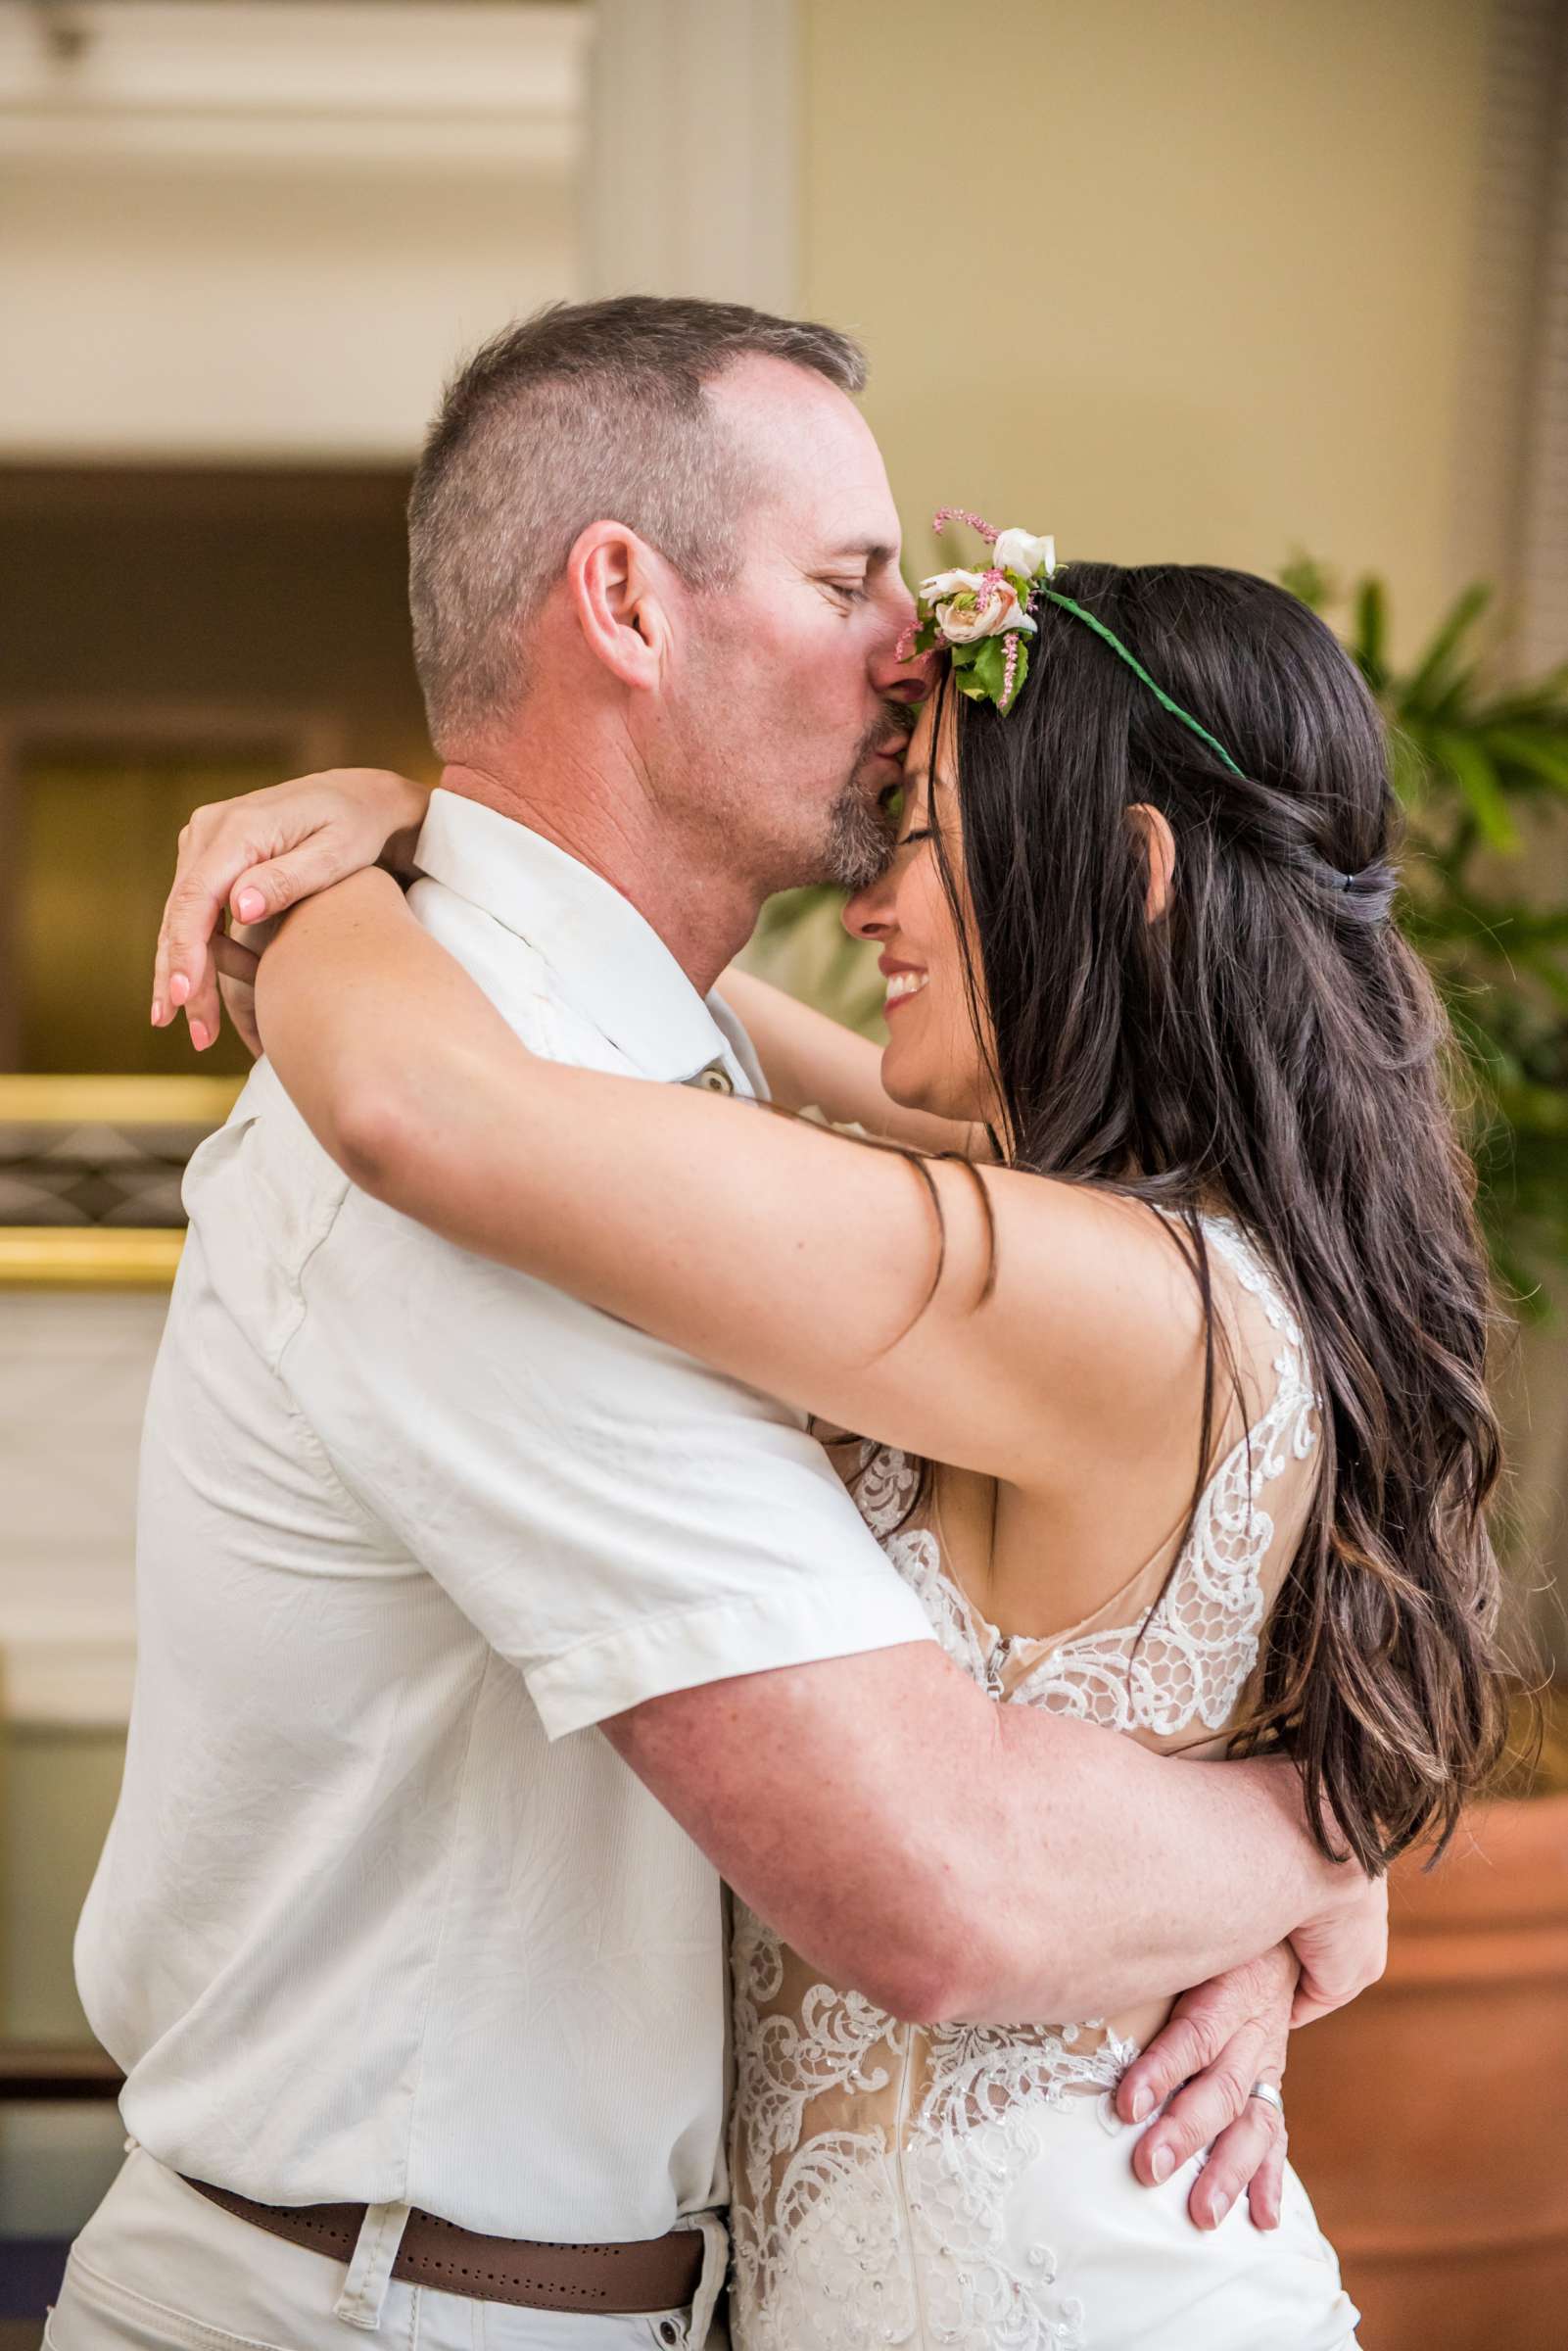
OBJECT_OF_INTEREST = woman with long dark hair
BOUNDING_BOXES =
[153,547,1506,2346]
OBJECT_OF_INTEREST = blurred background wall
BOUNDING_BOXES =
[1,1,1564,2339]
[805,0,1494,652]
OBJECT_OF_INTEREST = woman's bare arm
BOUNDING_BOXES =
[259,871,1208,1494]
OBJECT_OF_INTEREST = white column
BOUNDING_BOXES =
[1458,7,1568,1670]
[583,0,799,312]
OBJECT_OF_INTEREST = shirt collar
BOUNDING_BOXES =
[413,788,759,1093]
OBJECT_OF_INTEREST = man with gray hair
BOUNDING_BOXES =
[60,298,1382,2349]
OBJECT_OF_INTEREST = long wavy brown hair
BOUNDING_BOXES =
[921,561,1512,1872]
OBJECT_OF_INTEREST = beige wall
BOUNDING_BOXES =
[802,0,1491,654]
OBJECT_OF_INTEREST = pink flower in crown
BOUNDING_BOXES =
[920,567,1038,645]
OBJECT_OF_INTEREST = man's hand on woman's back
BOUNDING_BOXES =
[608,1646,1388,2233]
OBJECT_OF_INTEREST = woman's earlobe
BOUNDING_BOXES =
[1127,803,1177,923]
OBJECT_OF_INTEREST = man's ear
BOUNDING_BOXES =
[565,521,673,691]
[1126,802,1177,922]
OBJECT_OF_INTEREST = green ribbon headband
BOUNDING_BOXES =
[1037,590,1248,780]
[907,513,1249,775]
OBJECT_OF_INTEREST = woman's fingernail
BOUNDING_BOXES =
[235,889,264,923]
[189,1019,211,1052]
[1209,2190,1230,2225]
[169,973,191,1007]
[1130,2087,1153,2123]
[1150,2145,1173,2183]
[151,1000,163,1028]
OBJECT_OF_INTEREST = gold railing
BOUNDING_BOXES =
[0,1075,243,1288]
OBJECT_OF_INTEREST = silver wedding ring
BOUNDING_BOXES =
[1248,2081,1286,2117]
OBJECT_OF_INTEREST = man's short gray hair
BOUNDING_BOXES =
[407,294,868,749]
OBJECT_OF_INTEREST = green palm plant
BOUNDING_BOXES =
[1282,558,1568,1309]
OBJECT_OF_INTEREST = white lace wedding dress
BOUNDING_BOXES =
[728,1217,1360,2350]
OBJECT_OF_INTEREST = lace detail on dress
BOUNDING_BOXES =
[883,1527,994,1685]
[732,1900,1096,2348]
[729,1215,1319,2351]
[854,1219,1319,1746]
[1006,1222,1317,1735]
[850,1437,922,1539]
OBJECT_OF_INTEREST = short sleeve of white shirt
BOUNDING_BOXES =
[281,1185,933,1739]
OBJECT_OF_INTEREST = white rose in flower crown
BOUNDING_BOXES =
[923,569,1037,645]
[991,528,1056,581]
[919,568,983,601]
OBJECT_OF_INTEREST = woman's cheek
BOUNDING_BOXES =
[904,858,949,945]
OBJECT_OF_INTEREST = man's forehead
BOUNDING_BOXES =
[712,355,899,546]
[757,478,902,564]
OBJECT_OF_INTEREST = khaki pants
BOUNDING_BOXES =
[49,2148,727,2351]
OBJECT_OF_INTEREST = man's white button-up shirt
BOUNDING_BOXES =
[75,791,932,2240]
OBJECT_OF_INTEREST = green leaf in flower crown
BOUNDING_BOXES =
[967,635,1008,702]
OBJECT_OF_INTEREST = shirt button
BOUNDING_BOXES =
[693,1063,735,1095]
[657,2324,683,2346]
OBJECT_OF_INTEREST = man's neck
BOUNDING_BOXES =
[439,756,762,998]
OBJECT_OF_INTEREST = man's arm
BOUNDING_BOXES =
[606,1642,1381,2029]
[613,1649,1374,2236]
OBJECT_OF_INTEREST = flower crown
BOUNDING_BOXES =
[898,508,1053,717]
[898,508,1248,780]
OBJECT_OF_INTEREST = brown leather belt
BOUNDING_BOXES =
[181,2177,706,2314]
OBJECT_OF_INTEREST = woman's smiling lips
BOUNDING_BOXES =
[880,959,928,1014]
